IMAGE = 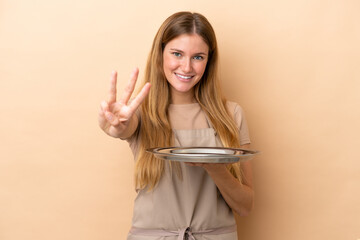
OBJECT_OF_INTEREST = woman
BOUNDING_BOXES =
[99,11,254,240]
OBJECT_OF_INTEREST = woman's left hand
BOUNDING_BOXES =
[185,162,230,174]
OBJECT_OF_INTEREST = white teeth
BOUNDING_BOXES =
[176,73,192,79]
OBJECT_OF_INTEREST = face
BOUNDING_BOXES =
[163,34,209,103]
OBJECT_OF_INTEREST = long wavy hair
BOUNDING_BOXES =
[135,12,242,190]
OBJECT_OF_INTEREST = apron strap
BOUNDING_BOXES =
[129,225,237,239]
[204,113,216,136]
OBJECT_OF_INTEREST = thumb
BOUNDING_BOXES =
[105,111,119,126]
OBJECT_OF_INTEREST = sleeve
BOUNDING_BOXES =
[227,101,251,146]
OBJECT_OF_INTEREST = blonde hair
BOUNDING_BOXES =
[135,12,242,190]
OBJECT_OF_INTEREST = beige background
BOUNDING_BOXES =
[1,0,359,239]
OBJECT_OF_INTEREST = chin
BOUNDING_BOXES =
[174,86,193,93]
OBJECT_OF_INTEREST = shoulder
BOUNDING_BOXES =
[225,101,245,119]
[226,101,251,145]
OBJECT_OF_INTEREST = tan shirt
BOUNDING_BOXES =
[126,101,250,240]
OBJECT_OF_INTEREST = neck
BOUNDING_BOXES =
[170,90,196,104]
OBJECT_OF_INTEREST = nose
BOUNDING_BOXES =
[181,57,192,73]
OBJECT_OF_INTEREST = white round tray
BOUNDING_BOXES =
[146,147,259,163]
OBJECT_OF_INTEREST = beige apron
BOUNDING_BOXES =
[127,117,238,240]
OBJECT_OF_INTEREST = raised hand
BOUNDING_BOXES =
[98,68,151,138]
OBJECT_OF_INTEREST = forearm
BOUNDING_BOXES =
[205,165,254,216]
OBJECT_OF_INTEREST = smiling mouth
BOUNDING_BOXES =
[175,73,194,80]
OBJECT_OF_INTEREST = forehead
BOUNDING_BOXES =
[165,34,209,53]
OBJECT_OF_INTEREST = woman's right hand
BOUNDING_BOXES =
[98,68,151,139]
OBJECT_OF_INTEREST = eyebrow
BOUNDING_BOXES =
[169,48,208,56]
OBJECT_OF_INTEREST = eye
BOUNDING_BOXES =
[172,52,182,57]
[193,56,204,60]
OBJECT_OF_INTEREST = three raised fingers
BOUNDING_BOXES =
[103,68,151,124]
